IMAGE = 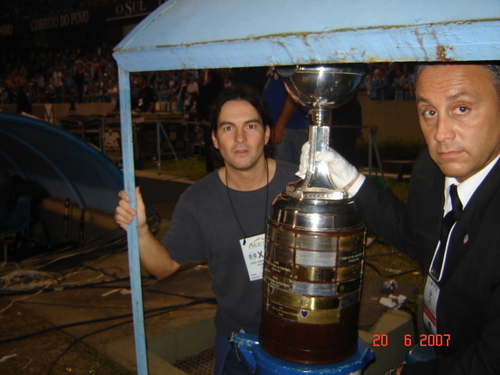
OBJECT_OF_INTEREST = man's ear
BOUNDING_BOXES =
[265,125,271,144]
[211,131,219,149]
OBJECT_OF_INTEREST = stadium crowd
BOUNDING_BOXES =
[0,43,416,114]
[364,62,416,101]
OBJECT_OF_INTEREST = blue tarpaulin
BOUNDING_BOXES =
[0,111,123,214]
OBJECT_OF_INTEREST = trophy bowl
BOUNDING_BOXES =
[277,65,365,126]
[277,64,365,198]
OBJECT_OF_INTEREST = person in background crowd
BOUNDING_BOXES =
[73,61,86,103]
[186,77,199,113]
[262,68,310,166]
[136,74,158,113]
[52,66,64,103]
[197,69,226,172]
[4,75,32,114]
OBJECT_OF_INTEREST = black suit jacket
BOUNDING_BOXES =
[355,149,500,374]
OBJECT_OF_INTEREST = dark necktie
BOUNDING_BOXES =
[429,184,463,281]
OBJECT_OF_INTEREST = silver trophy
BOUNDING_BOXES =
[258,65,367,364]
[277,65,365,199]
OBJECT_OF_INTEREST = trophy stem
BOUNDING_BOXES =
[311,108,330,127]
[285,123,346,200]
[307,107,332,185]
[305,125,342,191]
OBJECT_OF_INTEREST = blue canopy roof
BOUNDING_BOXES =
[114,0,500,71]
[0,112,123,213]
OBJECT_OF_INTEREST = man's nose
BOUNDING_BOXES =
[434,114,455,143]
[235,128,246,143]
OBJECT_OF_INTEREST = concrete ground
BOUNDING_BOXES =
[0,170,218,374]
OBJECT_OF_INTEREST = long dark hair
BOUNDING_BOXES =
[209,84,275,168]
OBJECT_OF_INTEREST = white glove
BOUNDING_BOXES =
[296,142,311,180]
[296,142,365,197]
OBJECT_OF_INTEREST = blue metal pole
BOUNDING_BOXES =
[118,66,149,375]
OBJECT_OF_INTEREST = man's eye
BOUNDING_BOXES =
[423,109,437,118]
[455,106,469,114]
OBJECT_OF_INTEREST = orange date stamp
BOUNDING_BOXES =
[372,333,451,347]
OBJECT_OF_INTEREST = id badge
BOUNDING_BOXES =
[239,233,265,281]
[423,275,440,334]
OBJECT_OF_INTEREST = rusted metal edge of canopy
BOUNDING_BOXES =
[114,20,500,71]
